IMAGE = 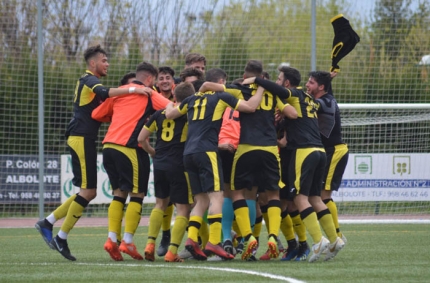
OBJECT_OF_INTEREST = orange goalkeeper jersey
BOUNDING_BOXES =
[218,108,240,149]
[92,82,171,148]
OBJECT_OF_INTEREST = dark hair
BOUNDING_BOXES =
[136,61,158,77]
[278,66,301,87]
[179,67,204,82]
[174,82,195,102]
[262,71,270,80]
[308,71,332,92]
[84,44,107,63]
[191,79,205,91]
[185,53,206,66]
[205,68,227,83]
[158,66,175,77]
[244,60,263,77]
[120,72,136,86]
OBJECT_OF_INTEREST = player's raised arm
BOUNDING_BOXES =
[165,102,182,120]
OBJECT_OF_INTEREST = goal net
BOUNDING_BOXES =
[336,104,430,220]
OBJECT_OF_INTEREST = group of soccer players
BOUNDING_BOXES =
[35,43,348,264]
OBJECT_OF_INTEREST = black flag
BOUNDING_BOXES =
[330,14,360,72]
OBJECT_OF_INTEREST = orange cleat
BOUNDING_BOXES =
[185,238,207,260]
[205,242,234,260]
[119,240,143,260]
[144,243,155,262]
[164,250,184,262]
[104,238,124,261]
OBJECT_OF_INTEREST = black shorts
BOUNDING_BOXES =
[289,147,326,198]
[219,149,235,184]
[323,144,349,191]
[102,144,150,195]
[183,151,223,195]
[279,147,293,200]
[153,168,192,204]
[67,136,97,189]
[231,144,283,192]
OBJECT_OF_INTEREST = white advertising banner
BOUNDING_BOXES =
[333,153,430,202]
[60,154,155,204]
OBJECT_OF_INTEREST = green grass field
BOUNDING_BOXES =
[1,224,429,283]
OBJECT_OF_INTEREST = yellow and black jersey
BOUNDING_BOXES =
[253,78,323,149]
[315,92,344,148]
[178,91,240,155]
[225,83,286,146]
[144,109,188,171]
[65,70,110,139]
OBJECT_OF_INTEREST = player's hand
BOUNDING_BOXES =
[277,138,287,148]
[330,72,338,79]
[218,143,235,153]
[242,77,256,85]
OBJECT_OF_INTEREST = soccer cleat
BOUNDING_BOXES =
[119,240,143,260]
[104,238,123,261]
[241,235,258,261]
[164,250,184,262]
[178,248,194,260]
[280,246,299,261]
[205,242,234,260]
[295,241,310,261]
[157,234,170,257]
[35,219,54,249]
[325,237,345,261]
[50,235,76,261]
[185,238,207,260]
[235,240,244,255]
[222,239,236,256]
[308,236,330,263]
[267,236,279,259]
[247,255,258,261]
[144,243,155,262]
[259,249,271,261]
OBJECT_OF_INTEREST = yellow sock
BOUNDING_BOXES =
[169,216,188,254]
[207,213,222,245]
[318,209,337,243]
[60,194,88,234]
[325,199,341,237]
[300,207,322,244]
[147,208,164,244]
[124,198,142,235]
[162,203,174,232]
[233,200,252,237]
[199,222,209,248]
[108,198,125,239]
[261,205,270,234]
[280,213,295,241]
[253,216,263,238]
[291,211,307,242]
[267,200,281,237]
[53,194,77,220]
[188,216,202,243]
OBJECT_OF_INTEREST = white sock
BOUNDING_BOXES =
[58,230,68,240]
[123,233,133,244]
[108,232,117,243]
[46,213,56,225]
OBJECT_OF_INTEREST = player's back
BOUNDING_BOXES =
[284,88,323,149]
[315,93,344,148]
[180,91,238,155]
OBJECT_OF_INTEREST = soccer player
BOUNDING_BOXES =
[179,67,205,83]
[165,68,264,260]
[120,72,136,86]
[185,52,207,74]
[200,60,296,261]
[155,66,176,101]
[139,82,195,263]
[92,61,171,261]
[34,45,151,261]
[306,70,348,244]
[245,66,345,262]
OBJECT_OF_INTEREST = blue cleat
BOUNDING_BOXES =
[35,219,54,249]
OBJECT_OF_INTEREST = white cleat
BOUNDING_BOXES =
[308,236,330,263]
[325,237,345,261]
